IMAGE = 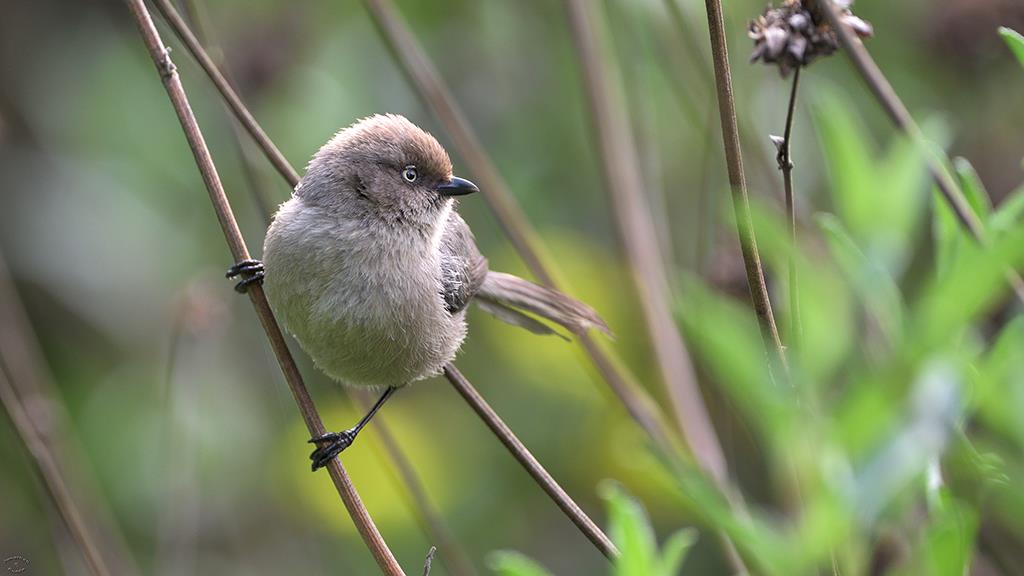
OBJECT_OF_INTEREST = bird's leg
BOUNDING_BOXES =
[226,259,265,293]
[308,386,398,471]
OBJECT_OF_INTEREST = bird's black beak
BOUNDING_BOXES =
[435,175,479,197]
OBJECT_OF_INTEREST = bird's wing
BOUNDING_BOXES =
[439,209,488,314]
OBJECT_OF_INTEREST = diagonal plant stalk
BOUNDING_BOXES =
[661,0,785,202]
[563,0,726,489]
[147,0,617,560]
[162,2,476,572]
[821,0,1024,305]
[702,0,788,367]
[563,3,751,572]
[443,366,617,558]
[361,399,480,576]
[0,251,139,576]
[360,0,684,463]
[123,1,406,573]
[0,366,110,576]
[156,0,680,472]
[777,68,802,342]
[178,0,275,224]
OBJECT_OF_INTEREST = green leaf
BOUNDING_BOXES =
[487,551,555,576]
[911,223,1024,355]
[920,491,978,576]
[933,186,964,280]
[657,529,698,576]
[812,88,929,273]
[929,146,978,280]
[1000,27,1024,68]
[817,213,904,347]
[990,185,1024,236]
[973,317,1024,445]
[952,157,992,223]
[601,481,658,576]
[813,89,875,244]
[677,275,797,443]
[747,201,854,388]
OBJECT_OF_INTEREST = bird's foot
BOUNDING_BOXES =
[308,428,358,471]
[226,259,264,293]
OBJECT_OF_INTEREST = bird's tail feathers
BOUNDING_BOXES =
[475,272,611,337]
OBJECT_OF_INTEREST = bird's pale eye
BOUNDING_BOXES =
[402,165,418,183]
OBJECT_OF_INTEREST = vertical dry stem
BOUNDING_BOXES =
[778,68,801,341]
[124,1,405,573]
[563,3,747,569]
[702,0,788,367]
[563,0,726,486]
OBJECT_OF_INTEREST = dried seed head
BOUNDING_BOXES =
[749,0,873,76]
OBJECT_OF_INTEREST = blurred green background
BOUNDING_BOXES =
[2,0,1024,574]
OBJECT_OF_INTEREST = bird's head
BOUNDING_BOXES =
[296,114,478,229]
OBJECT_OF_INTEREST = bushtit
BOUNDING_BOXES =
[228,114,608,470]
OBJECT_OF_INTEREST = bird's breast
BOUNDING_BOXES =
[263,204,466,387]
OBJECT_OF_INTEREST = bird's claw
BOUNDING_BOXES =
[308,428,358,471]
[226,259,265,293]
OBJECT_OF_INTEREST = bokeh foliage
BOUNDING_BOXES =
[1,1,1024,574]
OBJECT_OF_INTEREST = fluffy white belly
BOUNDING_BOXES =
[291,283,466,388]
[263,199,466,388]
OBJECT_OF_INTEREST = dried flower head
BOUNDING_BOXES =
[749,0,873,76]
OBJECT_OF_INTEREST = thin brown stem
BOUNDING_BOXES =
[150,0,300,188]
[563,2,746,571]
[662,0,784,203]
[147,0,614,561]
[702,0,788,368]
[0,251,139,576]
[360,397,479,576]
[161,0,681,470]
[564,0,726,486]
[0,366,111,576]
[177,0,275,224]
[123,1,405,573]
[166,0,473,569]
[421,546,437,576]
[778,68,801,343]
[821,0,1024,304]
[360,0,684,464]
[442,365,619,560]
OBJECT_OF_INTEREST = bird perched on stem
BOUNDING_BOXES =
[228,114,609,470]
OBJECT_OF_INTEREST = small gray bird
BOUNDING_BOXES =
[227,114,608,470]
